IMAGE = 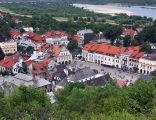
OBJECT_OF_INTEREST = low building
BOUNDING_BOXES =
[19,32,45,50]
[10,30,21,40]
[77,29,95,45]
[18,36,36,48]
[54,67,111,91]
[43,30,69,46]
[150,43,156,50]
[0,56,18,73]
[52,45,73,64]
[0,41,17,54]
[0,73,52,92]
[23,27,34,32]
[121,28,138,39]
[32,60,49,79]
[0,53,29,74]
[139,54,156,74]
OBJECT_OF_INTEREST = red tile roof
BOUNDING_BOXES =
[32,61,48,74]
[52,45,61,57]
[38,43,51,52]
[27,32,45,42]
[0,56,18,68]
[10,30,21,37]
[83,42,144,58]
[43,30,69,38]
[73,35,81,41]
[122,28,137,38]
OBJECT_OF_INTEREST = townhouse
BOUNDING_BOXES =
[0,40,17,55]
[43,30,69,46]
[139,54,156,74]
[82,42,144,71]
[121,28,138,39]
[38,43,73,64]
[19,32,45,49]
[52,45,73,64]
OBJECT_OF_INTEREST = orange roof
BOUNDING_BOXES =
[38,43,51,52]
[83,42,144,58]
[73,35,81,41]
[122,28,137,38]
[10,30,21,37]
[0,56,18,68]
[43,58,51,65]
[27,32,45,42]
[83,42,97,51]
[32,61,48,74]
[52,45,61,57]
[43,30,69,38]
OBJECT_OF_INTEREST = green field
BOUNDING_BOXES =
[0,6,32,17]
[53,17,68,22]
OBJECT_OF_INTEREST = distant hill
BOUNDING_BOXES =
[0,0,156,5]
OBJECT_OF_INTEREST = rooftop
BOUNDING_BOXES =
[0,73,51,88]
[83,42,144,58]
[143,54,156,60]
[0,56,18,68]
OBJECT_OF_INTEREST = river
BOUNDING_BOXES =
[73,4,156,19]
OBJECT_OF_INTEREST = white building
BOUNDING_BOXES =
[43,30,69,46]
[82,42,144,71]
[0,41,17,55]
[139,54,156,74]
[46,36,69,46]
[52,45,72,64]
[23,27,34,32]
[18,37,36,48]
[0,73,52,92]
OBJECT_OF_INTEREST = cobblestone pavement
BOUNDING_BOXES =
[69,60,141,83]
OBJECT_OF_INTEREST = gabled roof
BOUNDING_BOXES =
[10,30,21,37]
[27,32,45,42]
[122,28,137,38]
[0,56,18,68]
[43,30,69,38]
[32,61,48,74]
[73,35,81,41]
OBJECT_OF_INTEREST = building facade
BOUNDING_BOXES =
[139,54,156,75]
[53,46,73,64]
[0,41,17,54]
[82,42,144,72]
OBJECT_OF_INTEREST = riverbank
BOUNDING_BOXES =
[73,4,134,16]
[73,4,156,19]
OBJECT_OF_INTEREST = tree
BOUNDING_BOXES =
[67,40,78,50]
[140,43,152,53]
[123,35,131,47]
[7,86,52,120]
[26,46,35,54]
[103,25,122,43]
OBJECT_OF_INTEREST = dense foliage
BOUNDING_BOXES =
[52,79,156,119]
[1,78,156,119]
[0,86,52,119]
[136,21,156,44]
